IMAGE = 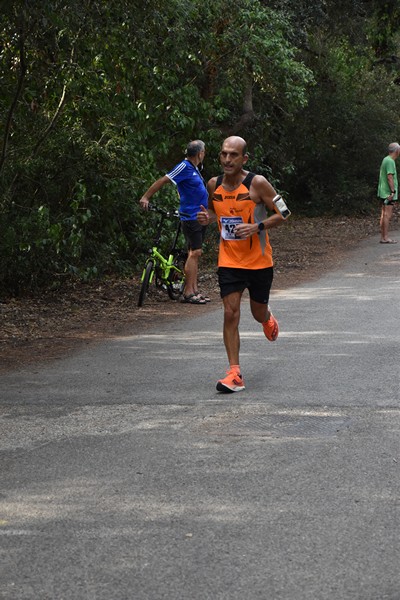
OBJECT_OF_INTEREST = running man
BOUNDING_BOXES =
[197,136,289,392]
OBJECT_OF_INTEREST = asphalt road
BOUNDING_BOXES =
[1,234,400,600]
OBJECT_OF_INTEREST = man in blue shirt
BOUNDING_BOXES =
[139,140,209,303]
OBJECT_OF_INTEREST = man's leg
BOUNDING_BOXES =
[248,268,279,341]
[249,299,270,324]
[216,291,245,393]
[181,221,207,299]
[183,248,202,296]
[250,300,278,341]
[222,291,243,366]
[380,204,394,242]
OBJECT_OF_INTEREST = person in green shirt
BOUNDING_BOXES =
[377,142,400,244]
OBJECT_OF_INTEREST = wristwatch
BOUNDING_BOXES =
[257,222,265,231]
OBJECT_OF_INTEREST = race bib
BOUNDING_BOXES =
[220,216,244,241]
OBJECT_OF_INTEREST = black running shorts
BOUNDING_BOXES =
[218,266,274,304]
[181,220,207,251]
[379,197,396,206]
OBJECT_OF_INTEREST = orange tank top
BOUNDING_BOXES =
[213,172,273,269]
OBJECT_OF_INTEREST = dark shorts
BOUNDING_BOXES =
[379,197,396,206]
[218,266,274,304]
[181,220,207,251]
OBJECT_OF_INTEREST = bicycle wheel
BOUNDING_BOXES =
[137,260,154,307]
[167,252,186,300]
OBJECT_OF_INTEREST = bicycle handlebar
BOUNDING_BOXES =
[148,203,180,219]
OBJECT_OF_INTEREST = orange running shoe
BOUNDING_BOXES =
[263,312,279,341]
[216,368,245,393]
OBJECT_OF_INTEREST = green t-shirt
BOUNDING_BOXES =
[378,155,398,200]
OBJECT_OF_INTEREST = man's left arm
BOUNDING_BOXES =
[256,175,287,230]
[234,175,288,239]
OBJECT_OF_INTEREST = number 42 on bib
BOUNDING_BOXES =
[220,216,245,241]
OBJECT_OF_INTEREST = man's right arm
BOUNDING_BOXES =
[387,173,396,195]
[197,177,218,224]
[139,175,171,210]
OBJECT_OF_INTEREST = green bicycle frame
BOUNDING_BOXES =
[137,205,186,306]
[141,248,181,284]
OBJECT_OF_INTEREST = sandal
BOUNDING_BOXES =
[194,291,211,302]
[180,293,207,304]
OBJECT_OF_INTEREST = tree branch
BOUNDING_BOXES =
[30,40,78,157]
[31,82,68,156]
[0,14,26,174]
[225,79,255,135]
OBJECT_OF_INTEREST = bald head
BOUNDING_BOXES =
[223,136,248,156]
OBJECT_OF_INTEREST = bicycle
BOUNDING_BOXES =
[137,205,187,307]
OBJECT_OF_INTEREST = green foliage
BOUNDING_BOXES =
[284,35,400,215]
[1,0,400,294]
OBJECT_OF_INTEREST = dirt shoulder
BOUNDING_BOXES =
[0,214,395,373]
